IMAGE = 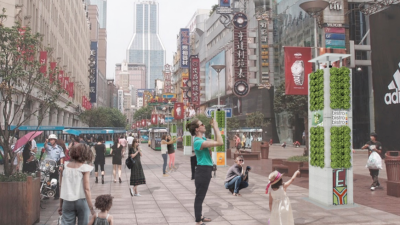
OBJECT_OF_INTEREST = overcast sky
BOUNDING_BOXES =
[106,0,217,79]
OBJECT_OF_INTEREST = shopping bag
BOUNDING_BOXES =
[366,151,383,170]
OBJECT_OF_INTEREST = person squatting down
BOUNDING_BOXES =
[224,156,250,196]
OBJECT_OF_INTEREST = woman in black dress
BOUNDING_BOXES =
[129,139,146,196]
[94,136,106,184]
[22,141,36,173]
[110,137,123,183]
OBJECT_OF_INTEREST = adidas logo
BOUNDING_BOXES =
[384,62,400,105]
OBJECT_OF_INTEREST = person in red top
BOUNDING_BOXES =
[234,134,241,153]
[118,135,127,157]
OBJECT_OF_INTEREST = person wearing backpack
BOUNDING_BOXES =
[362,132,383,191]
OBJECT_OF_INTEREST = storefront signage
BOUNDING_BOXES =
[233,13,249,97]
[163,64,172,93]
[89,41,98,103]
[180,28,190,68]
[332,110,348,125]
[322,23,349,28]
[190,57,200,106]
[329,0,343,10]
[284,47,312,95]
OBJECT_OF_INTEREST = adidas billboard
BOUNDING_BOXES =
[384,63,400,105]
[370,6,400,150]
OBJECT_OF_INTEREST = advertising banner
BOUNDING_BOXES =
[137,121,140,128]
[141,119,146,127]
[233,13,249,97]
[49,62,57,83]
[370,6,400,150]
[90,41,98,103]
[151,114,158,125]
[163,64,172,93]
[132,124,136,130]
[284,47,312,95]
[39,51,47,76]
[174,103,184,120]
[58,70,64,87]
[190,57,200,106]
[205,51,226,101]
[180,28,190,68]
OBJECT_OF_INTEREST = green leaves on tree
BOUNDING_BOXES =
[310,126,325,168]
[330,126,352,169]
[330,67,351,110]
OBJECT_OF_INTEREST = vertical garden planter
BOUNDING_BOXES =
[211,109,227,166]
[308,53,354,207]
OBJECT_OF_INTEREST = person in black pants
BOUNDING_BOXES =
[190,155,197,180]
[94,136,106,184]
[362,132,383,191]
[186,118,224,225]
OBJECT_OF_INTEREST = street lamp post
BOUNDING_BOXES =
[211,65,226,109]
[299,0,329,57]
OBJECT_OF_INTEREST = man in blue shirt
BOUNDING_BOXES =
[44,134,65,200]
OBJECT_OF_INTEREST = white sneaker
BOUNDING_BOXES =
[134,193,141,197]
[370,187,375,191]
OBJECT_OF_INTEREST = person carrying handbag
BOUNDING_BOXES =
[129,140,146,196]
[362,132,383,191]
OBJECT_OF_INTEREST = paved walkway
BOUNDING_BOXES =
[37,144,400,225]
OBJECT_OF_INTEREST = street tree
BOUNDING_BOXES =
[133,105,152,121]
[246,111,267,128]
[0,17,66,176]
[79,107,127,128]
[227,116,240,131]
[274,81,309,152]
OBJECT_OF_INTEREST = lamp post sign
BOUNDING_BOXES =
[233,13,249,97]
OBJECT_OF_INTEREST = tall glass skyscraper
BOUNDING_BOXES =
[127,1,166,89]
[89,0,107,28]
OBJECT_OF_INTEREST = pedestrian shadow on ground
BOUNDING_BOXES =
[145,186,161,194]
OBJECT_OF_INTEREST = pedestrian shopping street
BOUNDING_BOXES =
[38,144,400,225]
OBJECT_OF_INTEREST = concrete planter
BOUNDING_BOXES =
[285,161,304,177]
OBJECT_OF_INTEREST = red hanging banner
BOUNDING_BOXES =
[137,121,140,128]
[141,119,146,127]
[49,62,57,83]
[190,57,200,106]
[58,70,64,87]
[39,51,47,76]
[151,114,158,125]
[284,47,312,95]
[174,103,184,120]
[64,77,69,92]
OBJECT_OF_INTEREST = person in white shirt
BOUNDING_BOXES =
[127,133,134,149]
[59,143,95,225]
[31,139,37,154]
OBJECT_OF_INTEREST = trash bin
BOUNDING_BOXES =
[385,151,400,197]
[260,142,270,159]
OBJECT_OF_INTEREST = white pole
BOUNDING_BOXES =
[217,71,221,108]
[314,17,318,58]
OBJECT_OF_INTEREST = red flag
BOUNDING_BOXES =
[49,62,56,83]
[39,51,47,76]
[174,103,184,120]
[284,47,312,95]
[141,119,146,127]
[151,114,158,125]
[68,82,73,98]
[64,77,69,92]
[58,70,64,87]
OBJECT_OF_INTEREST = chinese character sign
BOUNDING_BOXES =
[284,47,312,95]
[233,13,250,97]
[163,64,172,93]
[190,57,200,106]
[180,28,190,68]
[89,41,98,103]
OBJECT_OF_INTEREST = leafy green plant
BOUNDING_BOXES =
[330,126,352,168]
[310,126,325,168]
[310,69,324,111]
[330,67,351,109]
[287,156,309,162]
[0,172,34,182]
[171,124,177,133]
[216,135,226,152]
[185,135,192,146]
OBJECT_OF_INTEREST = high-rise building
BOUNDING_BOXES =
[88,0,107,28]
[127,0,166,89]
[115,62,146,95]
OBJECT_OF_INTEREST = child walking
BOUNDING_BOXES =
[88,194,114,225]
[266,170,300,225]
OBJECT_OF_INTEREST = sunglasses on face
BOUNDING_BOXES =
[238,159,244,162]
[199,123,205,127]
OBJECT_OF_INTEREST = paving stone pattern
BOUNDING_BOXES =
[36,145,400,225]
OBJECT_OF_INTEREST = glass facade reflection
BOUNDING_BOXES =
[127,1,166,89]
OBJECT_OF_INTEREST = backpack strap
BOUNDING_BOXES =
[106,214,110,219]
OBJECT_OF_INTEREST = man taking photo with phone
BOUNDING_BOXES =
[224,156,250,196]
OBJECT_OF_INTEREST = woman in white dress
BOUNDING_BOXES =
[266,170,300,225]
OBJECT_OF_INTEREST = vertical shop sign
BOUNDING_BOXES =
[180,28,190,68]
[190,57,200,106]
[233,13,250,97]
[89,41,98,103]
[284,47,312,95]
[163,64,172,93]
[174,103,184,120]
[182,72,189,103]
[259,20,270,84]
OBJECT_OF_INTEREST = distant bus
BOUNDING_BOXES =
[138,129,149,143]
[149,128,168,151]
